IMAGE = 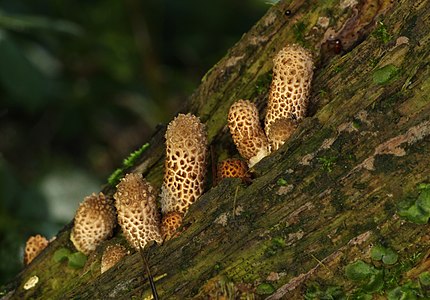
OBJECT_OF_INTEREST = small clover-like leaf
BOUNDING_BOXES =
[382,248,398,265]
[370,245,385,261]
[345,260,374,281]
[53,248,71,263]
[67,252,87,269]
[419,271,430,286]
[372,64,399,85]
[255,283,275,295]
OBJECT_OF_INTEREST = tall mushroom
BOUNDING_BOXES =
[160,113,208,215]
[265,44,314,150]
[114,173,162,250]
[228,99,270,167]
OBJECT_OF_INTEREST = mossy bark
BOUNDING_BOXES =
[3,0,430,299]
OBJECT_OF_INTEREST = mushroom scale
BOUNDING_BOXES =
[265,44,313,149]
[228,100,270,167]
[114,173,162,250]
[160,113,208,215]
[24,234,49,265]
[70,192,116,255]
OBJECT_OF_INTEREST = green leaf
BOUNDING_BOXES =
[345,260,374,281]
[372,64,399,85]
[417,183,430,190]
[370,245,385,261]
[255,283,275,295]
[387,285,417,300]
[67,252,87,269]
[419,271,430,286]
[276,178,288,186]
[53,248,71,263]
[382,248,398,265]
[398,204,429,224]
[416,189,430,214]
[362,269,384,292]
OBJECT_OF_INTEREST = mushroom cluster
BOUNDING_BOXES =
[228,44,314,165]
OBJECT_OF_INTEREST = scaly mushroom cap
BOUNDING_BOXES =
[70,192,116,255]
[160,113,208,214]
[265,44,313,145]
[216,158,249,182]
[101,244,129,274]
[228,100,270,167]
[161,211,184,241]
[24,235,49,265]
[267,118,298,151]
[114,173,162,250]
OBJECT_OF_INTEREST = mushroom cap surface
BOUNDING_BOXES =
[160,113,208,214]
[265,44,313,144]
[70,192,116,255]
[114,173,162,250]
[228,100,270,167]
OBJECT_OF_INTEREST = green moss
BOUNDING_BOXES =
[372,64,399,85]
[293,21,307,45]
[372,21,392,44]
[107,168,123,186]
[254,72,272,96]
[317,156,337,173]
[122,143,150,168]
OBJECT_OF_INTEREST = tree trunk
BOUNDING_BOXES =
[3,0,430,299]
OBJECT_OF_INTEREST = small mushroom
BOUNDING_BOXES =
[114,173,162,250]
[70,192,116,255]
[265,44,313,150]
[160,113,208,215]
[161,211,184,241]
[228,100,270,167]
[101,244,129,274]
[216,158,250,183]
[24,234,49,265]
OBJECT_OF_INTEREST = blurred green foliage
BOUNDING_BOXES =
[0,0,268,284]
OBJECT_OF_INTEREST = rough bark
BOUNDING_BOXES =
[2,0,430,299]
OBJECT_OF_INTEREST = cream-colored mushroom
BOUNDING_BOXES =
[70,192,116,255]
[228,100,270,167]
[265,44,313,150]
[160,113,208,215]
[114,173,162,250]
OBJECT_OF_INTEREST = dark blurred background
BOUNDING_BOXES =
[0,0,269,284]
